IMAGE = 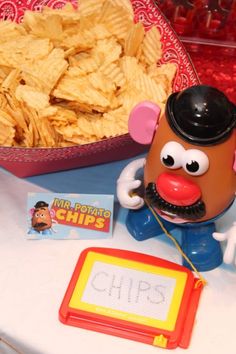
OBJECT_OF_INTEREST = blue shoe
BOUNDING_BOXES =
[28,228,40,234]
[126,206,175,241]
[181,222,223,272]
[42,229,53,235]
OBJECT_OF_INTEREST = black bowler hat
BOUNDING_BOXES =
[34,201,49,208]
[166,85,236,146]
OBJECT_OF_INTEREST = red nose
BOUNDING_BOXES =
[156,173,201,206]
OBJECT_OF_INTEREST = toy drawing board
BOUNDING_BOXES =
[59,248,203,349]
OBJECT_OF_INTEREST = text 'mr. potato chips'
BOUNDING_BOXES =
[0,0,177,148]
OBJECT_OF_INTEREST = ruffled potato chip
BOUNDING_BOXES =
[0,122,15,146]
[0,36,53,68]
[147,62,177,96]
[53,74,112,108]
[98,1,133,40]
[100,62,126,88]
[79,0,106,18]
[109,0,134,20]
[0,20,27,43]
[141,26,162,66]
[0,0,176,148]
[124,22,145,57]
[15,85,50,110]
[23,12,63,42]
[20,48,68,94]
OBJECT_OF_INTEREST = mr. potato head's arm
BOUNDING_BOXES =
[213,222,236,265]
[117,101,161,209]
[213,148,236,265]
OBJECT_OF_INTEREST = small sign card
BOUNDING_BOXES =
[27,193,114,240]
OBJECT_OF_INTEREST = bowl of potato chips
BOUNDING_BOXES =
[0,0,199,177]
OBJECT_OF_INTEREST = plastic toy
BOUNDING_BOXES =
[117,85,236,271]
[59,247,203,349]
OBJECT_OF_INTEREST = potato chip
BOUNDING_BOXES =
[98,1,133,40]
[73,55,100,74]
[0,108,16,146]
[89,24,112,41]
[141,26,162,66]
[92,38,122,66]
[22,104,60,147]
[15,85,50,110]
[61,107,128,142]
[100,62,126,88]
[39,116,61,147]
[135,72,168,103]
[0,36,53,68]
[147,62,177,95]
[53,79,109,108]
[102,107,129,136]
[0,20,27,43]
[48,106,78,126]
[53,67,115,108]
[23,122,35,147]
[20,104,40,146]
[2,91,29,133]
[60,28,95,51]
[88,72,116,94]
[37,106,58,119]
[23,12,63,41]
[117,85,150,112]
[79,0,105,18]
[0,66,11,84]
[124,22,145,57]
[21,48,68,94]
[55,120,99,145]
[120,56,145,83]
[1,69,20,91]
[0,109,16,127]
[0,0,176,148]
[0,91,7,109]
[39,3,80,24]
[0,121,15,146]
[109,0,134,20]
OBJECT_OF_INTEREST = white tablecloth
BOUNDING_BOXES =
[0,169,236,354]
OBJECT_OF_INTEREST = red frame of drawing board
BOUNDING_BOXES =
[59,247,203,349]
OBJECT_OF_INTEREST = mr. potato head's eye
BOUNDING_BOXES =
[182,149,209,176]
[160,142,185,169]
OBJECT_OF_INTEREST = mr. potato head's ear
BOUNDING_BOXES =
[29,208,35,216]
[50,209,56,218]
[234,151,236,172]
[128,101,161,144]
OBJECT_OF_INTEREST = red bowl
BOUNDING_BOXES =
[0,0,199,177]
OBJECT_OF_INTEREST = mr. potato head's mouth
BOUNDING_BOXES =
[33,222,48,228]
[145,182,206,221]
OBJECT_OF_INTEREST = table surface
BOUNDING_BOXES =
[0,155,236,354]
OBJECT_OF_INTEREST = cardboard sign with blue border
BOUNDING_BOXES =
[27,193,114,240]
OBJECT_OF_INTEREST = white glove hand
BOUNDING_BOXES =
[213,222,236,265]
[117,158,146,210]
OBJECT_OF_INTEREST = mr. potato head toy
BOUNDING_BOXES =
[117,85,236,271]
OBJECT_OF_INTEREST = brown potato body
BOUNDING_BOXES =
[144,114,236,221]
